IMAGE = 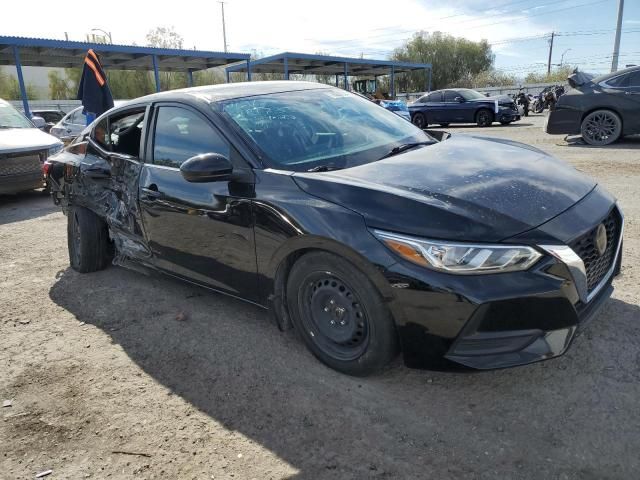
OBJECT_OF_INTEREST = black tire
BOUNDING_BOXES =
[412,112,427,129]
[476,109,493,127]
[580,109,622,146]
[286,251,398,376]
[67,206,111,273]
[439,123,450,127]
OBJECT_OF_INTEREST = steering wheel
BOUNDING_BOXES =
[114,114,144,136]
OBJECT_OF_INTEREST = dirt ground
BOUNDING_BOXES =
[1,114,639,480]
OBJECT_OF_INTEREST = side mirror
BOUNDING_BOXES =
[32,116,46,129]
[180,153,233,183]
[455,96,465,103]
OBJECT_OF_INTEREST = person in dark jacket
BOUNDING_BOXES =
[77,49,114,124]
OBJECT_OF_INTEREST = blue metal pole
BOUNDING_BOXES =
[343,63,348,90]
[152,55,161,92]
[247,59,252,81]
[284,56,289,80]
[187,70,194,87]
[12,46,30,119]
[335,74,339,87]
[428,67,432,92]
[226,69,230,83]
[390,65,395,99]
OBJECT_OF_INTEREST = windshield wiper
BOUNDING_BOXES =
[307,164,344,172]
[379,141,435,160]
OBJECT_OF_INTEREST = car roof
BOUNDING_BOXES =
[132,81,333,105]
[593,65,640,84]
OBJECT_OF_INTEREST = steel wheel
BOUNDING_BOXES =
[412,113,426,129]
[299,272,370,361]
[581,110,622,146]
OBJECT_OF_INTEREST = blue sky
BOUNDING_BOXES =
[4,0,639,77]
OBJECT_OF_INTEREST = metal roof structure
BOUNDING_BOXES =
[225,52,432,97]
[0,36,250,117]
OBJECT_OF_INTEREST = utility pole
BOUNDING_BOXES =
[611,0,624,72]
[547,31,555,76]
[219,1,228,53]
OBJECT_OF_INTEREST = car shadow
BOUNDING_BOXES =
[0,190,59,225]
[48,265,640,478]
[562,134,640,149]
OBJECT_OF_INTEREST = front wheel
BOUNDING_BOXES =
[67,206,112,273]
[412,112,427,129]
[476,109,494,127]
[580,110,622,146]
[286,252,398,376]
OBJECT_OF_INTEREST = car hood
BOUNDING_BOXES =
[0,127,62,153]
[292,135,596,242]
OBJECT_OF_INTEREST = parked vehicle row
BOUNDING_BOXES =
[45,81,622,376]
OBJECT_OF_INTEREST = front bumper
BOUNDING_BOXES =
[497,109,521,123]
[383,198,623,370]
[0,172,44,194]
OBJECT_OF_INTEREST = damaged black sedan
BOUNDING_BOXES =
[46,81,623,375]
[546,66,640,145]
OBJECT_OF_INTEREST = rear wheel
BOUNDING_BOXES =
[67,206,111,273]
[286,251,398,376]
[580,109,622,146]
[476,109,493,127]
[412,112,427,129]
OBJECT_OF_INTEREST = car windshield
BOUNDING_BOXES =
[458,89,487,100]
[0,102,33,129]
[218,88,432,171]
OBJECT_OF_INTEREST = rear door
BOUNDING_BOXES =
[600,70,640,132]
[424,91,444,122]
[138,102,259,301]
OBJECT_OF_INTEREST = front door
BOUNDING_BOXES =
[138,103,258,301]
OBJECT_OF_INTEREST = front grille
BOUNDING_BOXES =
[0,150,44,177]
[569,208,621,292]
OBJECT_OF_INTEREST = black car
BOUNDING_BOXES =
[546,66,640,145]
[409,88,520,128]
[46,81,622,376]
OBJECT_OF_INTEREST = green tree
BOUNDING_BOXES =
[524,65,574,84]
[48,70,75,99]
[107,70,155,99]
[391,31,494,92]
[145,26,188,91]
[459,69,517,88]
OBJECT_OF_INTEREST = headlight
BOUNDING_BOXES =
[373,229,542,274]
[48,143,63,156]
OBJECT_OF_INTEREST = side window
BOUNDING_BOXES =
[152,106,230,168]
[426,92,441,103]
[626,71,640,87]
[417,95,428,103]
[109,111,145,157]
[444,91,459,103]
[70,109,87,125]
[606,74,629,88]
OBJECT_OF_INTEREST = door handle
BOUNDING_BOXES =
[141,184,163,200]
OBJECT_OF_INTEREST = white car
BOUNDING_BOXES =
[0,99,63,194]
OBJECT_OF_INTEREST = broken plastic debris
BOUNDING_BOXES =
[2,400,12,408]
[36,470,53,478]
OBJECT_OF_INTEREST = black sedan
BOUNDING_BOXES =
[46,81,622,375]
[546,66,640,145]
[409,88,520,128]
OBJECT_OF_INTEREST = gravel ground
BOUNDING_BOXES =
[1,114,639,480]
